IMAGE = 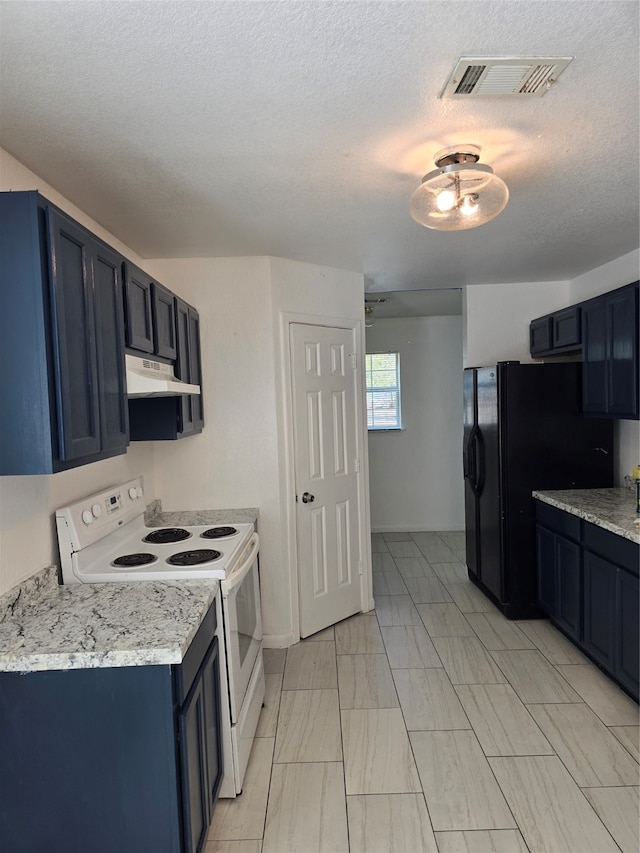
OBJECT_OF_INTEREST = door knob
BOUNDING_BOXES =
[301,492,315,503]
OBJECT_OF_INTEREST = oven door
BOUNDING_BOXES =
[221,533,262,723]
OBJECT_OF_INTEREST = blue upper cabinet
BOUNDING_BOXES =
[123,262,154,353]
[128,297,204,441]
[0,192,129,474]
[123,264,178,361]
[152,282,178,360]
[582,282,639,419]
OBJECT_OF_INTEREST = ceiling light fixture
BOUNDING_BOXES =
[364,297,388,327]
[410,145,508,231]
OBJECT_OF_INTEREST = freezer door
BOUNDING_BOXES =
[476,367,504,602]
[463,369,479,578]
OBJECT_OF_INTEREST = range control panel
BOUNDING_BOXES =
[56,477,145,552]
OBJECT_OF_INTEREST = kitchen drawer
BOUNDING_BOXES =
[583,522,639,575]
[535,501,581,541]
[174,599,218,704]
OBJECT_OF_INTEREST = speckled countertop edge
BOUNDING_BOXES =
[533,488,640,545]
[145,500,259,527]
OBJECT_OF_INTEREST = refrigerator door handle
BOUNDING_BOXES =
[467,424,478,494]
[475,429,486,495]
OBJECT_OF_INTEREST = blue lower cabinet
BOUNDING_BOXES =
[555,536,581,640]
[179,639,223,853]
[535,504,581,641]
[0,611,222,853]
[536,502,639,702]
[615,568,639,698]
[583,551,617,670]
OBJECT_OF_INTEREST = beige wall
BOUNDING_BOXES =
[146,255,367,645]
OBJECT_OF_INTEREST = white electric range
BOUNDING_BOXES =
[55,477,264,799]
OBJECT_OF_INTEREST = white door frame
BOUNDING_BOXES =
[279,310,374,644]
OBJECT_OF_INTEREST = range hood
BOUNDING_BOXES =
[125,354,201,398]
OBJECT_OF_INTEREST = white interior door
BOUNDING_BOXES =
[290,323,362,638]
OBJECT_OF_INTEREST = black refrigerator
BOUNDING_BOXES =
[463,361,613,619]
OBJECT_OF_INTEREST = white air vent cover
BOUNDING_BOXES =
[442,56,573,98]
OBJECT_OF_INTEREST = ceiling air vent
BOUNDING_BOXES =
[441,56,573,99]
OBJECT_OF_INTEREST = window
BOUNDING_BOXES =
[365,352,402,430]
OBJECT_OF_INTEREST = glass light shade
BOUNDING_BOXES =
[410,163,509,231]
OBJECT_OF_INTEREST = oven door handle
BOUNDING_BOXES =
[221,533,260,596]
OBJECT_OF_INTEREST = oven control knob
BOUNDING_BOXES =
[81,510,93,525]
[91,503,102,518]
[128,487,137,500]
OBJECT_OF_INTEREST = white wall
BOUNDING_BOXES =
[569,249,639,302]
[366,316,464,532]
[463,279,571,367]
[146,255,367,646]
[0,148,157,595]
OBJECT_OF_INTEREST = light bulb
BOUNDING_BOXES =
[460,194,479,216]
[436,190,456,212]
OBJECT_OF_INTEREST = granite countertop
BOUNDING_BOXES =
[144,500,259,528]
[533,488,640,545]
[0,502,259,673]
[0,566,219,673]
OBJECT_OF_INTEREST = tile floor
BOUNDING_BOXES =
[206,530,639,853]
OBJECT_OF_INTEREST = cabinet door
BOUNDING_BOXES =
[178,677,209,853]
[93,241,129,454]
[201,640,223,812]
[123,263,154,352]
[582,298,607,414]
[606,283,639,418]
[555,536,581,640]
[536,525,556,616]
[188,307,204,433]
[553,306,581,349]
[616,568,639,696]
[46,208,101,461]
[583,551,616,669]
[176,299,196,436]
[530,316,552,356]
[152,282,177,360]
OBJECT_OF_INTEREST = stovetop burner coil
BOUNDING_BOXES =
[167,549,222,566]
[112,553,157,568]
[143,528,191,544]
[201,526,238,539]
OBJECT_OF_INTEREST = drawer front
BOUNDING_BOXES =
[175,600,218,704]
[583,522,639,575]
[535,501,581,541]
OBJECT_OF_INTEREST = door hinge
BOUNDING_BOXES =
[350,353,357,370]
[354,458,360,472]
[359,560,363,575]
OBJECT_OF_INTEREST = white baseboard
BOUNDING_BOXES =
[262,631,297,649]
[371,525,465,533]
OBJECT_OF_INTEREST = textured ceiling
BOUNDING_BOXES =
[0,1,638,292]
